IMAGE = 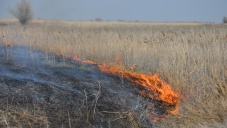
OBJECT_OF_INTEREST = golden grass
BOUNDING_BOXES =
[0,19,227,127]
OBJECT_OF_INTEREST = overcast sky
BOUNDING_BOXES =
[0,0,227,22]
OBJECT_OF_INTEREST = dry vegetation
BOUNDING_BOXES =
[0,19,227,127]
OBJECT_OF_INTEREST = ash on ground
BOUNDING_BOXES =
[0,46,167,128]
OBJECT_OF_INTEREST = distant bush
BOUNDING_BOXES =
[223,17,227,23]
[9,0,33,25]
[0,23,7,26]
[95,18,102,22]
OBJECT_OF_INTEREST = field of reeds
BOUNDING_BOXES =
[0,19,227,127]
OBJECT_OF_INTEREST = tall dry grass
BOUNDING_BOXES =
[0,19,227,127]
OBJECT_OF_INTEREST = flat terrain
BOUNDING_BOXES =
[0,46,161,127]
[0,19,227,127]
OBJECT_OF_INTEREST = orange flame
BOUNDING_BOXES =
[69,54,180,121]
[98,65,179,106]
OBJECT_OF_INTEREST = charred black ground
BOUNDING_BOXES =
[0,46,171,128]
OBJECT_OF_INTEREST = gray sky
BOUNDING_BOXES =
[0,0,227,22]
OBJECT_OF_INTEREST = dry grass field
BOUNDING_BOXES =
[0,19,227,127]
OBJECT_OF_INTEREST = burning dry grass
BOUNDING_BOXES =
[70,55,180,122]
[0,19,227,127]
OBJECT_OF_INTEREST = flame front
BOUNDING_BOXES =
[98,65,179,106]
[70,54,180,121]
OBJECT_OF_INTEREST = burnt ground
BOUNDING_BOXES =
[0,46,166,128]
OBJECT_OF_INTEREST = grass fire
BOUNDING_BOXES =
[0,19,226,127]
[71,54,181,121]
